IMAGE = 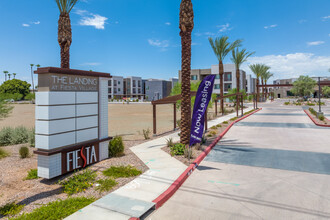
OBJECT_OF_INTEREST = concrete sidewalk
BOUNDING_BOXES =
[66,107,254,220]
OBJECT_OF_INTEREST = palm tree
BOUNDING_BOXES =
[208,36,242,115]
[13,73,16,79]
[179,0,194,145]
[55,0,79,69]
[264,72,274,99]
[30,64,35,94]
[249,64,270,105]
[231,48,255,92]
[36,64,41,68]
[8,73,11,80]
[3,71,8,81]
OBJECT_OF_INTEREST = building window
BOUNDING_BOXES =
[114,88,117,94]
[214,84,220,89]
[191,75,198,80]
[114,80,117,86]
[108,88,112,93]
[138,89,141,93]
[138,81,141,87]
[108,80,112,86]
[118,81,121,85]
[224,72,232,81]
[133,88,136,94]
[224,83,231,92]
[215,75,220,79]
[133,80,136,87]
[118,88,121,92]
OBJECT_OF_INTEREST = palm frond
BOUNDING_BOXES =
[231,48,255,68]
[249,64,270,79]
[55,0,79,13]
[208,36,242,62]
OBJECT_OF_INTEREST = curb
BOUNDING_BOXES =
[304,110,330,127]
[152,108,262,209]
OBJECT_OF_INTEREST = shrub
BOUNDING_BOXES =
[222,121,228,124]
[142,128,151,140]
[19,146,29,159]
[284,102,290,105]
[184,147,194,159]
[108,136,124,157]
[25,169,39,180]
[216,124,222,128]
[59,170,97,195]
[309,108,317,116]
[95,178,118,192]
[319,115,325,121]
[207,134,212,137]
[0,100,13,119]
[11,197,95,220]
[24,93,35,100]
[166,138,174,148]
[29,128,35,147]
[0,202,24,217]
[0,127,33,146]
[209,130,217,136]
[170,143,185,156]
[0,148,9,159]
[210,126,217,130]
[103,165,142,178]
[176,120,181,128]
[11,127,29,145]
[306,102,315,106]
[230,117,238,121]
[201,135,207,144]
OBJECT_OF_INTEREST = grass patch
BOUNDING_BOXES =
[0,148,9,159]
[103,165,142,178]
[0,202,24,217]
[11,197,95,220]
[59,170,96,195]
[24,169,39,180]
[95,178,118,192]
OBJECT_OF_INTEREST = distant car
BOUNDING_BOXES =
[4,99,15,103]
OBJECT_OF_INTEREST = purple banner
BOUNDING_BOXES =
[189,75,215,147]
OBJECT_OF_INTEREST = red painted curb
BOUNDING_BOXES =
[152,108,262,209]
[129,218,139,220]
[304,110,330,127]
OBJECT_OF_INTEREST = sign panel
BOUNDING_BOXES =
[61,143,100,174]
[189,75,215,146]
[38,73,99,91]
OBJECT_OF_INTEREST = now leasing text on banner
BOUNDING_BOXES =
[189,75,215,147]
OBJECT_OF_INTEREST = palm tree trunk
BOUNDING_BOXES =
[236,68,240,117]
[219,61,224,115]
[30,67,35,94]
[256,78,259,108]
[179,0,194,145]
[261,80,264,101]
[58,13,72,69]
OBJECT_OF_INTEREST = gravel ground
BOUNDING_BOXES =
[0,139,149,219]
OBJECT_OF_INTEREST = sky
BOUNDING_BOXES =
[1,0,330,86]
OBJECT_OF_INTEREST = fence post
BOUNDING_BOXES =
[215,99,217,116]
[204,107,208,131]
[153,104,156,136]
[173,103,176,130]
[241,95,243,117]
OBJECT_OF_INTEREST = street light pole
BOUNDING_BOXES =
[317,77,323,118]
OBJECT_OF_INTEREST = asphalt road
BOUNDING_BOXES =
[148,100,330,220]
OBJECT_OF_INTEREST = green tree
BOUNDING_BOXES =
[8,73,11,80]
[171,81,200,110]
[0,101,13,119]
[3,71,8,81]
[264,72,274,99]
[56,0,79,68]
[291,76,316,98]
[249,64,270,103]
[0,79,31,98]
[231,48,255,92]
[179,0,194,145]
[208,36,242,115]
[322,86,330,97]
[227,88,247,106]
[13,73,17,79]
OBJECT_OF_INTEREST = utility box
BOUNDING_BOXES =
[34,67,111,179]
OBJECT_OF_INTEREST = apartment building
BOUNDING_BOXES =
[123,76,144,99]
[179,64,251,96]
[145,79,172,101]
[108,76,124,99]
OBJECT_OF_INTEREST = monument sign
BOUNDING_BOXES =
[34,67,111,179]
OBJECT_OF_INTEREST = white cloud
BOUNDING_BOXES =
[195,32,215,37]
[217,23,232,32]
[264,24,278,29]
[75,9,108,29]
[148,39,170,48]
[33,21,40,25]
[322,15,330,21]
[165,22,171,26]
[22,23,30,27]
[298,19,307,24]
[79,14,108,29]
[307,41,325,46]
[242,53,330,79]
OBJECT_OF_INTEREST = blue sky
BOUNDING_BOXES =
[1,0,330,85]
